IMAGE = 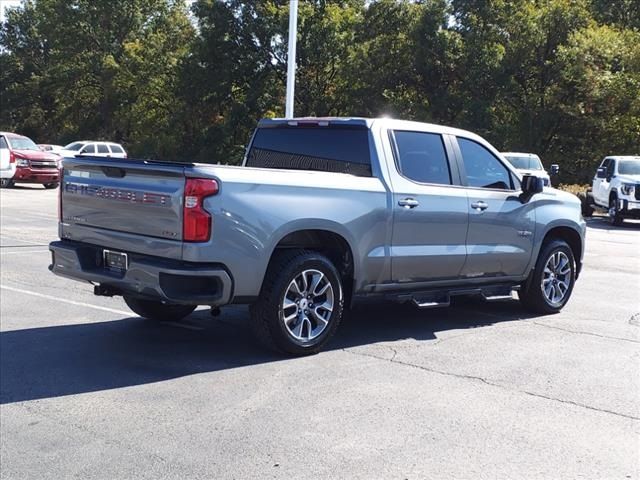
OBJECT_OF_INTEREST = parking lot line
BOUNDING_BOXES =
[0,284,130,316]
[0,249,50,255]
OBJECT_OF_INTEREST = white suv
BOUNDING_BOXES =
[54,141,127,159]
[502,152,558,186]
[588,156,640,225]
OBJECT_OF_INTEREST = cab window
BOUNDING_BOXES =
[392,131,451,185]
[458,138,512,190]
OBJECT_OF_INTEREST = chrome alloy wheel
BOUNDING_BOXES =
[281,269,334,343]
[541,251,572,306]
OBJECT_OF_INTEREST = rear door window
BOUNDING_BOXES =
[97,144,110,154]
[247,127,372,176]
[392,131,451,185]
[458,138,513,190]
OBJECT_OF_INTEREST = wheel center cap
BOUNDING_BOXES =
[299,298,309,310]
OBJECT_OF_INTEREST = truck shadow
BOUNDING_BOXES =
[0,298,535,404]
[586,216,640,230]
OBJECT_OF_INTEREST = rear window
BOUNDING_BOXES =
[64,142,84,151]
[110,144,124,153]
[504,155,543,170]
[8,136,39,150]
[246,127,372,176]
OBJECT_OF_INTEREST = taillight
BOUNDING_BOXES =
[58,168,64,221]
[183,178,218,242]
[9,151,15,164]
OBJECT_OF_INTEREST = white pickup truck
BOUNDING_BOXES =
[585,156,640,225]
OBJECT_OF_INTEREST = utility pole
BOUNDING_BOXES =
[285,0,298,118]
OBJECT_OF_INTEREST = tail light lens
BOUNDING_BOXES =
[58,168,63,221]
[183,178,219,242]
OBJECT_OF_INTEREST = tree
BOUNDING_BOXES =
[554,25,640,182]
[0,0,194,158]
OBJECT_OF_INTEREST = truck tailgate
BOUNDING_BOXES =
[61,157,186,242]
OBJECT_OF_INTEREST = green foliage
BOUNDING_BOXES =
[0,0,194,157]
[1,0,638,180]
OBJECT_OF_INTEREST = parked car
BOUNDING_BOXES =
[54,141,127,158]
[0,132,61,189]
[49,117,585,355]
[582,156,640,225]
[502,152,558,186]
[38,144,64,153]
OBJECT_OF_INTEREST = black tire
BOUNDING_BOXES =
[578,193,594,217]
[0,178,14,188]
[249,249,344,356]
[43,182,59,189]
[123,295,196,322]
[519,239,576,314]
[608,195,624,226]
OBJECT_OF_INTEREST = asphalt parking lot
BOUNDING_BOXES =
[1,186,639,479]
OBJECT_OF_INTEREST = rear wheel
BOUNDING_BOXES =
[123,295,196,322]
[250,250,344,356]
[520,239,576,314]
[578,192,594,217]
[43,182,59,189]
[0,178,14,188]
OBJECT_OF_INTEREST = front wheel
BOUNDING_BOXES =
[250,250,344,356]
[519,239,576,314]
[43,182,59,189]
[123,295,196,322]
[608,196,624,226]
[0,178,14,188]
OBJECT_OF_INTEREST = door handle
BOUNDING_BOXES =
[398,198,419,209]
[471,201,489,211]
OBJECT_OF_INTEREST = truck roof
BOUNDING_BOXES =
[257,117,486,142]
[258,117,373,128]
[604,155,640,161]
[502,152,541,158]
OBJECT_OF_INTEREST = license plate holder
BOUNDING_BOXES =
[103,249,128,273]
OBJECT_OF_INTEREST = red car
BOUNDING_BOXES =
[0,132,61,189]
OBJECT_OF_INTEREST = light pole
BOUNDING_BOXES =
[285,0,298,118]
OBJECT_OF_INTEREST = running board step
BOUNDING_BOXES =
[412,296,451,309]
[481,287,514,301]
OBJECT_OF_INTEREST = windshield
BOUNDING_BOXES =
[64,142,85,151]
[618,159,640,175]
[504,155,543,170]
[9,137,39,151]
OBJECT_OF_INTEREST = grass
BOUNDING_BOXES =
[556,183,589,195]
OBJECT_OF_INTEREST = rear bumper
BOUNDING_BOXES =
[49,240,233,306]
[14,166,60,183]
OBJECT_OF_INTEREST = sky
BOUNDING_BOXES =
[0,0,21,23]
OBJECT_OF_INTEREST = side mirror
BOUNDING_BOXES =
[596,167,606,179]
[550,164,559,175]
[520,174,544,202]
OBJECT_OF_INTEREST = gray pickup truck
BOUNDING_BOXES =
[50,118,586,355]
